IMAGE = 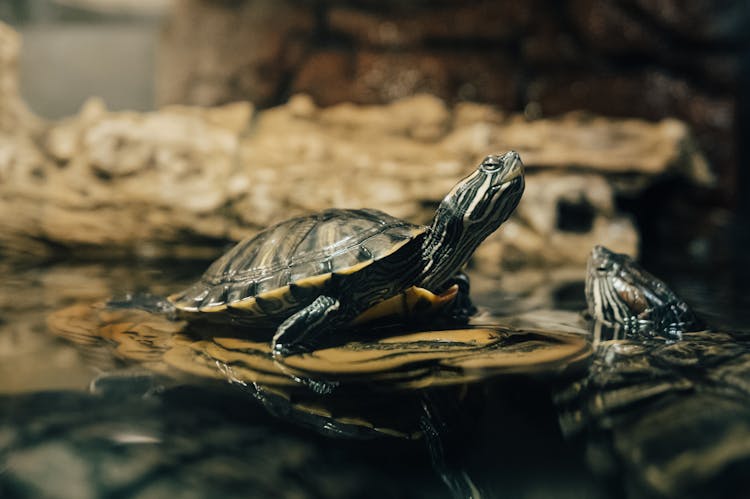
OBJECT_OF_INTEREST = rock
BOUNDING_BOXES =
[0,95,254,256]
[452,113,713,183]
[0,92,707,269]
[7,442,97,499]
[528,70,732,192]
[0,22,41,134]
[0,389,436,499]
[315,93,452,142]
[474,172,639,270]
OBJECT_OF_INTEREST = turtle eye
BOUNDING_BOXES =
[482,161,501,172]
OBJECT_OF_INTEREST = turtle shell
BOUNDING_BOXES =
[168,209,425,320]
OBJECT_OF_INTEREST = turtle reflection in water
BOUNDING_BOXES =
[48,297,590,499]
[167,151,525,356]
[48,299,590,436]
[558,245,750,499]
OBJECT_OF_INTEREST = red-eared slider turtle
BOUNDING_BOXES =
[585,245,702,340]
[558,245,750,498]
[168,151,525,355]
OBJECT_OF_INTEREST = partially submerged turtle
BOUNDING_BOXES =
[558,245,750,498]
[585,245,702,340]
[168,151,525,355]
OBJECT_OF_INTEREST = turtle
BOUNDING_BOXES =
[585,244,702,340]
[167,151,525,355]
[556,245,750,498]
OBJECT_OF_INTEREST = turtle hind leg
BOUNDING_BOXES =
[272,295,342,356]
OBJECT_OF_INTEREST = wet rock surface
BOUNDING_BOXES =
[556,331,750,499]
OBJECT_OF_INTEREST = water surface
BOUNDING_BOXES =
[1,256,749,498]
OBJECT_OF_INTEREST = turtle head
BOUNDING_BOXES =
[446,151,525,228]
[585,245,700,337]
[420,151,524,290]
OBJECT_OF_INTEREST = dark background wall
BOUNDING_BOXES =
[154,1,750,207]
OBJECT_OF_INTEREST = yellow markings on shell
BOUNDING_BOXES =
[252,285,291,306]
[351,285,458,325]
[227,285,290,312]
[333,259,373,276]
[225,296,265,315]
[186,272,337,316]
[225,273,331,317]
[198,303,228,313]
[293,273,333,288]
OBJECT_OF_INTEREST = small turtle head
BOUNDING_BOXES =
[585,245,699,335]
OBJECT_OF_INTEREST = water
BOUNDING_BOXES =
[1,256,749,498]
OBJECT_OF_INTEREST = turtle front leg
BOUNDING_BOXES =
[440,272,477,322]
[273,295,343,356]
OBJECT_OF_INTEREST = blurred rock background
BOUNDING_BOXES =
[155,0,750,262]
[1,0,748,268]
